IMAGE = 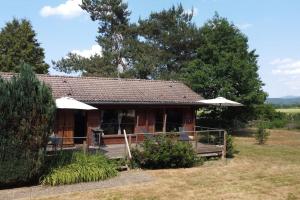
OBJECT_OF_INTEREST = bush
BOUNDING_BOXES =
[131,135,201,169]
[267,119,288,129]
[253,104,291,129]
[225,134,235,158]
[41,151,118,186]
[0,64,55,187]
[255,121,270,145]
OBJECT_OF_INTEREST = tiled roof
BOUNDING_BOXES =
[0,72,203,105]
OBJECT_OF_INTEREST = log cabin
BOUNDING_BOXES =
[0,73,204,146]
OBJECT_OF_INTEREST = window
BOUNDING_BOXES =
[155,111,164,132]
[166,110,183,132]
[101,110,118,134]
[101,109,135,135]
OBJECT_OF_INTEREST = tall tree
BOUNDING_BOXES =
[54,3,200,79]
[137,4,200,79]
[0,64,55,186]
[0,18,49,73]
[182,14,267,124]
[54,0,135,77]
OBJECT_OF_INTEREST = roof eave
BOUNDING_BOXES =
[82,101,205,106]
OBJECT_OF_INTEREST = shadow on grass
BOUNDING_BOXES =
[230,128,255,138]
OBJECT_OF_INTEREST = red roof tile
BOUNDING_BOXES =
[0,72,203,105]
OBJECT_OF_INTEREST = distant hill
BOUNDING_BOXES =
[266,96,300,105]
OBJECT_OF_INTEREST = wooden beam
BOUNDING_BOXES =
[123,130,132,159]
[145,111,149,130]
[222,130,227,159]
[163,109,167,133]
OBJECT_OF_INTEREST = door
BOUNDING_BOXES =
[74,110,86,144]
[57,110,74,145]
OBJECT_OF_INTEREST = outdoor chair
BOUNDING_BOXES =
[49,134,62,150]
[178,127,190,142]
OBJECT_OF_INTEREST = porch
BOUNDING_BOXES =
[54,105,198,147]
[97,142,224,159]
[48,128,227,158]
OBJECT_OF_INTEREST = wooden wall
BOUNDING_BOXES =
[55,109,74,145]
[86,110,101,146]
[182,108,196,132]
[54,105,197,146]
[134,109,155,134]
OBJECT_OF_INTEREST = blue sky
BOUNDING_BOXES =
[1,0,300,98]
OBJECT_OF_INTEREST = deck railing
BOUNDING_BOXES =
[48,127,227,158]
[125,128,227,158]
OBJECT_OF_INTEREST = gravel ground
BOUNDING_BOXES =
[0,170,154,200]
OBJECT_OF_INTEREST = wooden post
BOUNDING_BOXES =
[83,140,87,154]
[129,134,132,149]
[145,111,149,130]
[123,130,132,159]
[163,109,167,133]
[136,114,139,127]
[194,131,198,151]
[222,131,227,159]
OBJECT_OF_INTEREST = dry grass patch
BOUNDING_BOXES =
[34,129,300,200]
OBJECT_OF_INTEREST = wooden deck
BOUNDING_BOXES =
[97,143,224,159]
[47,143,224,158]
[195,143,223,157]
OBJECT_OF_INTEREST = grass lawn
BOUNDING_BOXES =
[35,129,300,200]
[276,108,300,114]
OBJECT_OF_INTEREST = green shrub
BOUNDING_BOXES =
[225,134,235,158]
[0,64,55,187]
[255,121,270,145]
[41,151,118,186]
[131,135,201,169]
[267,119,288,129]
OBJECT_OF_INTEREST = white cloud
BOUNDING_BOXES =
[271,58,300,75]
[40,0,84,18]
[184,7,198,17]
[71,44,102,58]
[284,79,300,91]
[270,58,293,65]
[236,23,253,30]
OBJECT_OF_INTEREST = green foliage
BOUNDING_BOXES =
[181,14,267,125]
[41,151,118,186]
[287,113,300,129]
[54,3,200,79]
[254,104,285,120]
[255,121,270,145]
[226,134,235,158]
[53,5,267,124]
[252,104,291,129]
[54,0,134,77]
[131,135,201,169]
[0,64,55,187]
[249,104,300,130]
[136,4,200,79]
[0,18,49,73]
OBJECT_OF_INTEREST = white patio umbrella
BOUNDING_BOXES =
[55,97,98,110]
[55,97,97,147]
[198,97,243,107]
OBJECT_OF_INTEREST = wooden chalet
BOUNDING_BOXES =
[0,73,204,147]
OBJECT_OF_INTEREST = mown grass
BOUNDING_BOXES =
[35,129,300,200]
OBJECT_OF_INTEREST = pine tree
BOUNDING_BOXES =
[0,64,55,186]
[137,4,200,79]
[54,0,134,77]
[0,18,49,73]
